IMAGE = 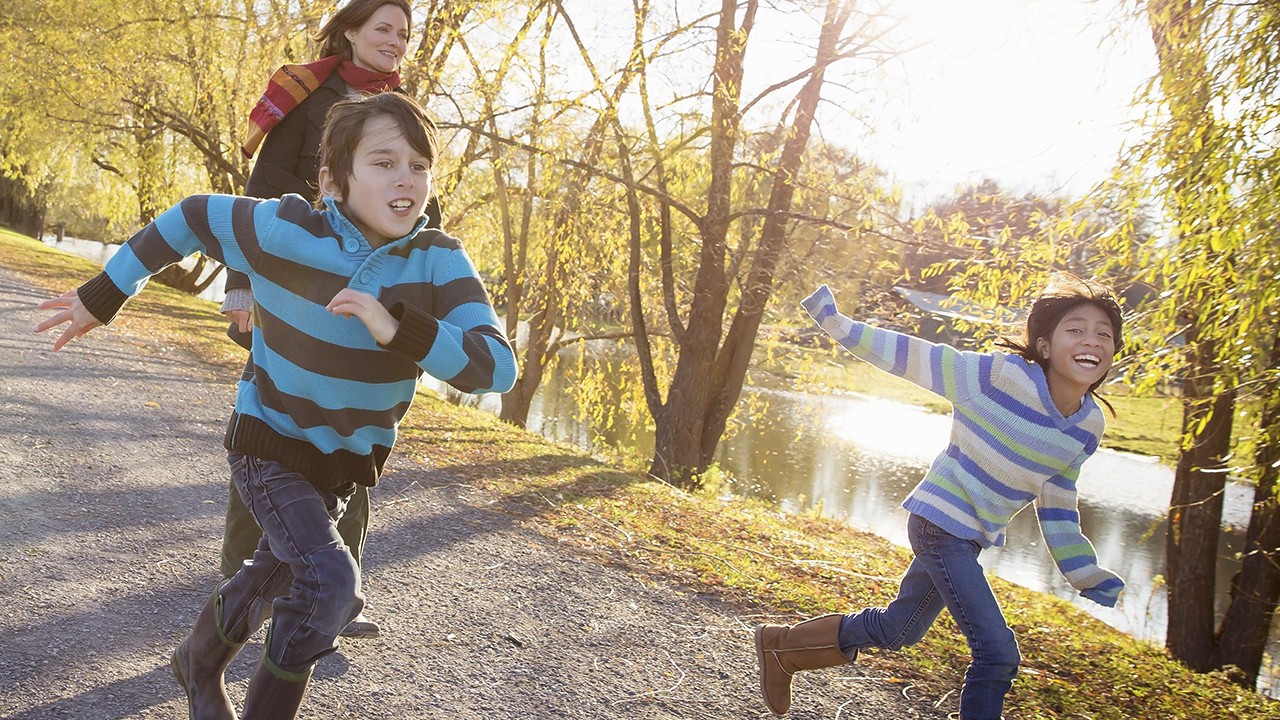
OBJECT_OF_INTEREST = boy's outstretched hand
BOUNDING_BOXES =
[327,288,399,345]
[34,290,102,351]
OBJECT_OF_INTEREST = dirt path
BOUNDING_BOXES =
[0,267,946,720]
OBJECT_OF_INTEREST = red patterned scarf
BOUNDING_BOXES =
[242,56,401,159]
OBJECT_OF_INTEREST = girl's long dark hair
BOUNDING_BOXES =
[997,273,1125,416]
[315,0,413,60]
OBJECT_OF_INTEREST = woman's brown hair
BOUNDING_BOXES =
[314,0,413,60]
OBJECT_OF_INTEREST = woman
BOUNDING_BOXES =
[221,0,441,641]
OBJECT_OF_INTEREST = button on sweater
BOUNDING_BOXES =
[802,284,1123,607]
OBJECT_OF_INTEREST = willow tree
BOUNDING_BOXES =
[1107,0,1280,686]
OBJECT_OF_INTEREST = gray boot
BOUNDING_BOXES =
[171,586,244,720]
[240,659,312,720]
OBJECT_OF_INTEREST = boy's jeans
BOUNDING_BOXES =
[218,453,364,676]
[838,514,1020,720]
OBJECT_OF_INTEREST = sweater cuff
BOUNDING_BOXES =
[220,288,254,314]
[801,284,836,318]
[76,273,129,325]
[381,301,439,361]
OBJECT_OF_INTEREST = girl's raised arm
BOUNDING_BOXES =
[801,284,991,403]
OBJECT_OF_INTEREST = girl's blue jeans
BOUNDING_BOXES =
[838,513,1019,720]
[217,453,364,676]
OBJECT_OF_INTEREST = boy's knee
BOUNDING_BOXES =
[311,547,360,609]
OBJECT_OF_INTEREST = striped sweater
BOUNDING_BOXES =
[802,285,1123,607]
[78,194,517,491]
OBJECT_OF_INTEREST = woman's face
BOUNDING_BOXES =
[344,4,410,73]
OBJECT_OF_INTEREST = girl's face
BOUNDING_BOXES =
[1036,302,1117,396]
[345,4,410,73]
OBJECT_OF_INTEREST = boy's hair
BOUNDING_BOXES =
[316,91,438,207]
[315,0,413,60]
[999,272,1125,414]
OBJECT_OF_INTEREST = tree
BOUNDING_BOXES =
[617,0,885,488]
[1102,0,1280,686]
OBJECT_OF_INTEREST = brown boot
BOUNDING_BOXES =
[755,614,851,715]
[171,587,244,720]
[240,659,312,720]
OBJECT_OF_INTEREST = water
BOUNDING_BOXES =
[42,234,1277,693]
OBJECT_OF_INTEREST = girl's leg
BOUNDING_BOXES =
[839,514,947,655]
[908,515,1019,720]
[219,454,363,676]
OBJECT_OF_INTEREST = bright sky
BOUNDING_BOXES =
[852,0,1158,205]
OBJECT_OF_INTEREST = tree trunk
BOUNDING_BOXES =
[1165,334,1235,669]
[649,0,851,487]
[1213,330,1280,686]
[0,172,47,239]
[647,0,754,487]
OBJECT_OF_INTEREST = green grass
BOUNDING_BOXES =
[7,226,1278,719]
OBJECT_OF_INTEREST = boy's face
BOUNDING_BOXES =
[320,115,432,247]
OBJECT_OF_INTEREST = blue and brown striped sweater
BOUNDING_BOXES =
[802,284,1123,607]
[78,194,517,491]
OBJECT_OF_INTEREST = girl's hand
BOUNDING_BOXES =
[34,290,102,351]
[327,288,399,345]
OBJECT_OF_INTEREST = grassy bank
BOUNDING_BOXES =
[6,228,1276,719]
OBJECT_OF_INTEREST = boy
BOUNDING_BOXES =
[34,91,517,719]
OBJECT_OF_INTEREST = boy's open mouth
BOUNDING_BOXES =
[389,200,413,211]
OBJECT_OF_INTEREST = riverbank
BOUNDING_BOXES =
[4,227,1277,719]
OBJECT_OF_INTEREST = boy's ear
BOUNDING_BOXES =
[318,166,341,201]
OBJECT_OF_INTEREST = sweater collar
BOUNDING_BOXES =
[322,196,430,251]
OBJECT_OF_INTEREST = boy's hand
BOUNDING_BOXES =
[327,288,399,345]
[34,290,103,351]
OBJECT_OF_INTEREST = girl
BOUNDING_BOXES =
[221,0,444,639]
[756,274,1126,720]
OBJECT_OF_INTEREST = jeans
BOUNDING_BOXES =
[221,478,370,577]
[838,514,1019,720]
[218,453,364,677]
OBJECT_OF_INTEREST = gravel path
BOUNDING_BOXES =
[0,267,947,720]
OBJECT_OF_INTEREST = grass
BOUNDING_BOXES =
[7,226,1278,719]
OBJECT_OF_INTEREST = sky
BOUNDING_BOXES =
[848,0,1159,205]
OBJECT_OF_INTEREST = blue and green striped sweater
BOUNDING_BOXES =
[802,285,1123,607]
[78,194,517,491]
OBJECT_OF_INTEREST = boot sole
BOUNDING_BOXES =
[754,626,787,716]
